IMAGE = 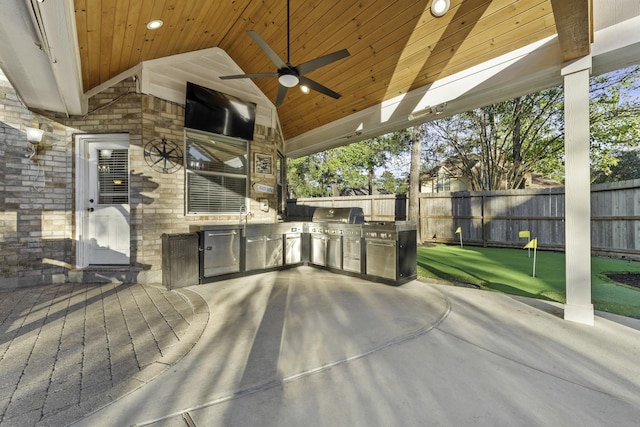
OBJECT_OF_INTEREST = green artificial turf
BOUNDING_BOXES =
[417,245,640,317]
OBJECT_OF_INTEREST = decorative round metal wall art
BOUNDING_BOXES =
[143,137,183,174]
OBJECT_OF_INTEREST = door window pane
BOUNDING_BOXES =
[98,149,129,204]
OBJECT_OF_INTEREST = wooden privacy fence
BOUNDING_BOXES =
[288,179,640,258]
[421,188,566,250]
[591,179,640,258]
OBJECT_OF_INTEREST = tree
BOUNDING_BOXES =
[427,87,565,190]
[288,65,640,197]
[424,65,640,189]
[592,150,640,184]
[409,125,423,244]
[375,170,408,194]
[589,66,640,181]
[287,154,334,198]
[286,131,411,197]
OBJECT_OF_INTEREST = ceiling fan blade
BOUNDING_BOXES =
[275,84,288,107]
[247,30,287,69]
[297,49,350,75]
[220,72,279,80]
[299,76,341,99]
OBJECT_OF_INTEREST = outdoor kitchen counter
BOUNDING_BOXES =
[187,223,306,284]
[184,221,416,286]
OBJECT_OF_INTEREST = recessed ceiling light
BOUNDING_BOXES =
[300,85,310,94]
[146,20,163,30]
[431,0,450,17]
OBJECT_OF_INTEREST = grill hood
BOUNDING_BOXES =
[311,207,365,224]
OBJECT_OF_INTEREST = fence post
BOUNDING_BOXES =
[482,194,487,247]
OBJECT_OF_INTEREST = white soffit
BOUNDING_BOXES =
[135,48,279,130]
[0,0,65,113]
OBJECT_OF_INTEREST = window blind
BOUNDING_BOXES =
[187,172,246,214]
[98,149,129,204]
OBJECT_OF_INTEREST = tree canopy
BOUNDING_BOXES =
[287,131,411,197]
[287,65,640,197]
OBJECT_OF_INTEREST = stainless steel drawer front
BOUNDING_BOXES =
[342,237,361,273]
[245,236,266,271]
[311,235,327,266]
[285,235,301,264]
[265,235,284,268]
[327,235,342,269]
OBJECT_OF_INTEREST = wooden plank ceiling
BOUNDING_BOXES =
[73,0,587,140]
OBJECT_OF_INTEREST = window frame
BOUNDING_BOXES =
[184,129,249,215]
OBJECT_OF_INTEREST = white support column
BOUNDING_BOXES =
[562,56,594,326]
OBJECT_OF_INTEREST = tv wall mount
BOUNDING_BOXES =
[144,138,183,174]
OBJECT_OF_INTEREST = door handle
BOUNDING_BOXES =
[87,207,94,212]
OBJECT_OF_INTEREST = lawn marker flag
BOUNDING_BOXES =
[455,227,463,247]
[519,230,531,257]
[523,238,538,277]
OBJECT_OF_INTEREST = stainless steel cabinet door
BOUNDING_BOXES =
[203,230,240,276]
[365,240,396,280]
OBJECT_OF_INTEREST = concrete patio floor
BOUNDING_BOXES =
[70,266,640,427]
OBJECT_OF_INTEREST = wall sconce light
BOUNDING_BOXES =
[408,107,433,121]
[434,102,447,114]
[25,126,45,159]
[408,102,447,120]
[26,127,45,143]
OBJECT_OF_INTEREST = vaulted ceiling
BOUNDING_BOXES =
[72,0,589,140]
[13,0,640,157]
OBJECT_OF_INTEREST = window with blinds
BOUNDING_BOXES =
[98,149,129,204]
[185,129,248,214]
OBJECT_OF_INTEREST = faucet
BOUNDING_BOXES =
[239,205,246,225]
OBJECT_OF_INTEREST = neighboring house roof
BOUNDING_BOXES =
[527,173,564,188]
[340,186,391,196]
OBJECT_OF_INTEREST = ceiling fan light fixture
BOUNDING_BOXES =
[279,73,299,88]
[431,0,450,17]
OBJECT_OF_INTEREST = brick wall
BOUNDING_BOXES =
[0,71,284,287]
[0,72,73,287]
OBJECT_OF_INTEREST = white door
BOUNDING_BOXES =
[76,134,130,266]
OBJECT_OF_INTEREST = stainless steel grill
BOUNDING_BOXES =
[309,207,364,268]
[311,207,365,224]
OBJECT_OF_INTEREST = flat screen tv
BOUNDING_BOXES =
[185,82,256,141]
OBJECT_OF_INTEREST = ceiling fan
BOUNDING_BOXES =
[220,0,350,106]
